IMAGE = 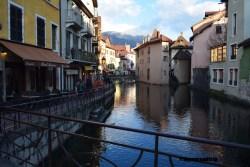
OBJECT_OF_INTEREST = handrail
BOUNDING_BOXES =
[6,84,114,108]
[1,107,250,150]
[1,106,250,167]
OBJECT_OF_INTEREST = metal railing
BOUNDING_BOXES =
[71,49,97,63]
[1,104,250,167]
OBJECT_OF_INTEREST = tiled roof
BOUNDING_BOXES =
[171,33,190,49]
[112,45,126,51]
[134,34,172,50]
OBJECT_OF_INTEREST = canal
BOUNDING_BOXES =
[51,83,250,167]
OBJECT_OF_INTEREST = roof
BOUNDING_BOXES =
[190,11,226,41]
[134,34,172,51]
[171,33,190,49]
[239,38,250,48]
[173,50,191,60]
[0,39,67,65]
[112,45,126,51]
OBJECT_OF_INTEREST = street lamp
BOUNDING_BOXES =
[0,51,7,102]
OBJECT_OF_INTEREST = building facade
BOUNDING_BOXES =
[135,30,172,85]
[0,0,66,101]
[113,44,136,75]
[99,36,119,73]
[60,0,98,91]
[170,33,192,84]
[209,0,250,102]
[191,11,226,90]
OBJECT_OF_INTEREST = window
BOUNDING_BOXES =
[216,25,222,34]
[36,16,45,47]
[233,13,237,35]
[81,38,86,51]
[210,45,227,62]
[147,69,150,80]
[229,69,233,85]
[219,69,223,83]
[10,4,23,42]
[228,68,238,86]
[51,24,57,51]
[163,56,167,61]
[213,69,217,83]
[231,44,238,60]
[66,31,71,57]
[212,69,224,84]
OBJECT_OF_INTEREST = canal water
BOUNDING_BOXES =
[51,83,250,167]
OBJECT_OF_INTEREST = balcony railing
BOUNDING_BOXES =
[65,9,83,29]
[70,49,97,64]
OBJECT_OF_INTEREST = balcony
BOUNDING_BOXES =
[70,48,97,64]
[81,24,94,38]
[65,9,83,30]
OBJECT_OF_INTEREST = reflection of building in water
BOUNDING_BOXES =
[114,83,136,107]
[209,99,250,166]
[172,86,191,114]
[190,90,209,138]
[136,83,170,129]
[209,99,250,143]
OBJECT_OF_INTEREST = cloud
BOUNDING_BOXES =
[99,0,141,32]
[154,0,225,38]
[98,0,225,39]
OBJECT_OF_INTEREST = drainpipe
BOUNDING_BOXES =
[59,0,63,91]
[2,58,6,102]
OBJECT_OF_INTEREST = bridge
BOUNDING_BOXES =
[107,74,136,83]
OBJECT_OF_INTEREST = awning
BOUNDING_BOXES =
[0,39,68,66]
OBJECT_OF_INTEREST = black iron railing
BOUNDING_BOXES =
[1,105,250,167]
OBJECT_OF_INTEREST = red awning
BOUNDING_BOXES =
[0,39,67,66]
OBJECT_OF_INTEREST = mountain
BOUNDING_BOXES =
[102,31,144,48]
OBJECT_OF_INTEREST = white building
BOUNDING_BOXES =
[170,33,192,84]
[135,30,172,85]
[60,0,98,91]
[190,11,226,90]
[99,36,119,73]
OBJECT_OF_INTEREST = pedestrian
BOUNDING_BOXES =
[86,74,93,89]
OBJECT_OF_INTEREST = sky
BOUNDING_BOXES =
[98,0,225,39]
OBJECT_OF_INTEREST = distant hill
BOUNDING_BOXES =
[102,31,144,48]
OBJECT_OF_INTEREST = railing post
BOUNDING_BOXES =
[48,114,52,167]
[154,135,159,167]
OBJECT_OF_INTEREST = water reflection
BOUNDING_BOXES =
[103,83,250,166]
[51,83,250,166]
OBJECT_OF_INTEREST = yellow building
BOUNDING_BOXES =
[0,0,60,49]
[0,0,66,101]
